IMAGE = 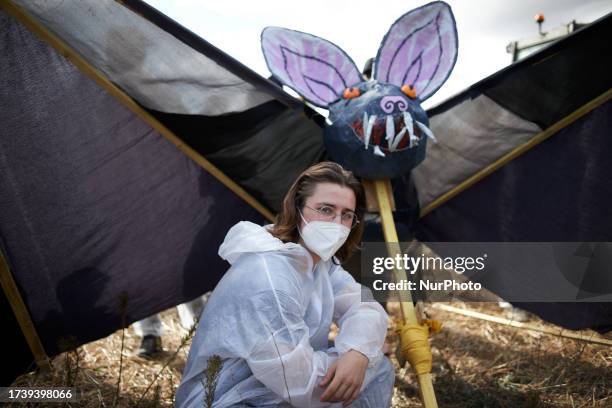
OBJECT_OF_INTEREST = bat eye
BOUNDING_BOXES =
[342,87,361,99]
[401,84,417,99]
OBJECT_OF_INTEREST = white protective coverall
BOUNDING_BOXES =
[175,221,394,407]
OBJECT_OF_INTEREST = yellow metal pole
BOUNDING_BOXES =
[373,180,438,408]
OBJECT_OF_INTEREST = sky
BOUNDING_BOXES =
[146,0,611,109]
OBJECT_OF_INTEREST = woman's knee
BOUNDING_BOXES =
[364,357,395,396]
[376,356,395,385]
[350,357,395,407]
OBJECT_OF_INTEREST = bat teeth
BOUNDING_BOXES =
[373,145,386,157]
[403,112,414,136]
[389,126,407,151]
[416,121,437,143]
[385,115,395,142]
[365,114,376,148]
[363,112,368,148]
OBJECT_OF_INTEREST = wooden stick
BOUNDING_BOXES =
[420,88,612,218]
[373,180,438,408]
[432,303,612,347]
[0,250,50,370]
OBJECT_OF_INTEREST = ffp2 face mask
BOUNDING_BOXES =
[298,212,351,262]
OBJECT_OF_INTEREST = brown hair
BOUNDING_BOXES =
[268,161,365,262]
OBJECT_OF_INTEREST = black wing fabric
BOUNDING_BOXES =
[414,14,612,332]
[1,8,267,382]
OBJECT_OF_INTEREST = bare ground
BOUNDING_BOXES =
[9,302,611,407]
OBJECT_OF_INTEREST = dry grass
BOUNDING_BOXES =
[10,302,611,407]
[10,308,190,407]
[388,302,611,408]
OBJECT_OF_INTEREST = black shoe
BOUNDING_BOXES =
[138,335,163,357]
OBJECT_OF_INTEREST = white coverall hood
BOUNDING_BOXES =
[218,221,305,265]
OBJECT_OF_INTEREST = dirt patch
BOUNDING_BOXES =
[10,302,611,407]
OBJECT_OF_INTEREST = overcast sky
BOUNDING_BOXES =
[146,0,611,108]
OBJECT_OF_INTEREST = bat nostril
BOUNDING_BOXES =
[380,95,408,113]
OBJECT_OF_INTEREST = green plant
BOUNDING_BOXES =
[202,355,223,408]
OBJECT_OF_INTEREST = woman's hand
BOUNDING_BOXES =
[319,349,369,406]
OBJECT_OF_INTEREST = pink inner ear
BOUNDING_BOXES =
[261,27,362,108]
[374,2,458,101]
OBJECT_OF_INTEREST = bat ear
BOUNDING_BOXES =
[374,1,458,101]
[261,27,362,108]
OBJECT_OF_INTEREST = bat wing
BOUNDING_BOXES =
[1,0,326,383]
[411,13,612,332]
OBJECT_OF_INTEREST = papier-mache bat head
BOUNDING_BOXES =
[261,1,458,179]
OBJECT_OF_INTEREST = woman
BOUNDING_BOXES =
[176,162,394,407]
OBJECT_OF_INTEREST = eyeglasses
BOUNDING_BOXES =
[302,205,360,229]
